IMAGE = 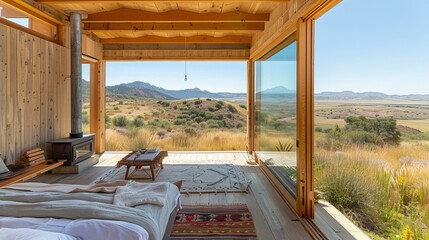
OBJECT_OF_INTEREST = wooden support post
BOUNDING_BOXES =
[296,18,315,219]
[90,60,106,153]
[246,60,254,154]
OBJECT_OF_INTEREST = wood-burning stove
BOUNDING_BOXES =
[49,134,95,166]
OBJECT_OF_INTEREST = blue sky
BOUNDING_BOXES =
[103,61,247,93]
[315,0,429,94]
[83,0,429,95]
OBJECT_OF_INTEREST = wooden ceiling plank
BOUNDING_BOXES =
[99,35,252,44]
[84,22,264,32]
[84,7,270,22]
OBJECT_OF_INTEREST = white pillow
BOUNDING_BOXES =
[0,156,9,174]
[0,228,77,240]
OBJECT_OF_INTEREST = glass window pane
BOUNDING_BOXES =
[254,41,297,196]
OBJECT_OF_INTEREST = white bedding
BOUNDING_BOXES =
[0,181,181,240]
[0,217,148,240]
[0,228,77,240]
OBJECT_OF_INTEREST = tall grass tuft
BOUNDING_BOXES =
[315,144,429,239]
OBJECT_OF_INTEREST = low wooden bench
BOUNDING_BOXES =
[117,150,168,181]
[0,160,66,187]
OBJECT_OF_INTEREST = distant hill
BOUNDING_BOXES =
[83,80,429,101]
[107,85,175,100]
[315,90,429,101]
[106,81,245,100]
[262,86,295,94]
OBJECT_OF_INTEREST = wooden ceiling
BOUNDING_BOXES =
[34,1,288,45]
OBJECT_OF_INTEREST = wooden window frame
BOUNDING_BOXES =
[0,1,62,44]
[248,0,341,239]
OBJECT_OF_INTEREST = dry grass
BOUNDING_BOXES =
[105,128,246,151]
[315,141,429,238]
[397,119,429,133]
[257,132,296,151]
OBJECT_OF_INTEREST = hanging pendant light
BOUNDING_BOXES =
[184,36,188,81]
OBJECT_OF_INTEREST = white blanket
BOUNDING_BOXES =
[0,228,76,240]
[0,217,149,240]
[0,181,180,240]
[4,180,166,207]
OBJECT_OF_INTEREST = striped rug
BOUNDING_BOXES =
[170,205,257,240]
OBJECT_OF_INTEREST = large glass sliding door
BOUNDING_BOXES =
[254,38,298,197]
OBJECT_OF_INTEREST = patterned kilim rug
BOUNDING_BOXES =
[100,164,250,193]
[170,205,257,240]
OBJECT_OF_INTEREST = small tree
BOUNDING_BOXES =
[344,116,401,145]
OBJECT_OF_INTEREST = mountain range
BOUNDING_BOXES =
[105,81,245,99]
[315,90,429,101]
[83,80,429,101]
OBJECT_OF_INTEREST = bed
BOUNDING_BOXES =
[0,181,181,240]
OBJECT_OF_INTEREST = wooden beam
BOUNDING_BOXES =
[84,22,264,32]
[38,0,289,2]
[103,49,249,60]
[99,35,252,44]
[2,0,64,25]
[84,8,269,23]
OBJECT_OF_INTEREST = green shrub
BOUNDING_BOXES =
[206,98,212,101]
[133,116,144,127]
[112,115,128,127]
[174,119,186,125]
[194,99,202,105]
[215,103,222,109]
[227,104,237,113]
[184,127,197,136]
[105,114,111,124]
[275,141,293,152]
[239,104,247,110]
[194,116,204,123]
[82,111,89,125]
[118,101,123,105]
[176,114,189,119]
[113,107,119,110]
[344,116,401,145]
[207,119,224,128]
[204,113,214,120]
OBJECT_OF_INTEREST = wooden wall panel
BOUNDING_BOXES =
[6,27,18,165]
[0,22,70,164]
[0,25,7,162]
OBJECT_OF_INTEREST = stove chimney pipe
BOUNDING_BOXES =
[67,11,87,138]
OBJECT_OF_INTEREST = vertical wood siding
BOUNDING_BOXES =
[0,22,70,164]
